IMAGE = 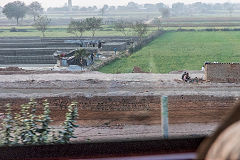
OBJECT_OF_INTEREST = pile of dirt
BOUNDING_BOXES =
[132,66,148,73]
[0,67,24,72]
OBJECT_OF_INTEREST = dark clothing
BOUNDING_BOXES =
[90,53,94,62]
[182,72,190,82]
[182,72,187,80]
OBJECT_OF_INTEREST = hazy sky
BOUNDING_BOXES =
[0,0,237,8]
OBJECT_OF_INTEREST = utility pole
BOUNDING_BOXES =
[161,96,169,138]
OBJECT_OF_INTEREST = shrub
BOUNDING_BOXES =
[233,28,240,31]
[10,27,18,32]
[0,100,79,146]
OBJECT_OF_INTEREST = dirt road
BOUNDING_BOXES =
[0,71,240,98]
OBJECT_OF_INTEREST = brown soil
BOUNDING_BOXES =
[0,67,24,72]
[0,71,239,138]
[132,66,148,73]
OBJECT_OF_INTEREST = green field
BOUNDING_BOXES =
[0,25,157,37]
[99,31,240,73]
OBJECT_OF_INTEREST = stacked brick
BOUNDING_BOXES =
[205,63,240,83]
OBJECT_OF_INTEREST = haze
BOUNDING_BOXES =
[0,0,237,8]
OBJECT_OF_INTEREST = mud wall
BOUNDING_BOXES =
[0,95,237,126]
[205,63,240,83]
[102,42,127,51]
[1,55,56,64]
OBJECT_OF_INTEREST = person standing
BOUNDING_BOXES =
[114,48,117,55]
[201,65,205,71]
[90,53,94,64]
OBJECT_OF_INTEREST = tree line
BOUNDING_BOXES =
[2,1,240,22]
[68,17,102,38]
[1,1,150,39]
[47,2,240,18]
[2,1,43,25]
[68,18,148,42]
[0,1,50,37]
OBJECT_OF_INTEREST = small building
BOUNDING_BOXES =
[205,62,240,83]
[53,48,98,67]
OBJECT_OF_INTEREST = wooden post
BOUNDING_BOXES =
[161,96,169,138]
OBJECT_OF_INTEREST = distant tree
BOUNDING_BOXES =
[114,20,130,36]
[156,2,166,10]
[127,2,139,10]
[144,4,156,11]
[79,7,87,11]
[28,1,43,21]
[33,15,51,37]
[228,5,234,16]
[100,5,108,17]
[100,7,105,17]
[92,6,97,11]
[133,21,148,43]
[172,3,185,15]
[213,3,223,10]
[0,6,3,14]
[85,17,102,37]
[108,6,116,12]
[2,1,27,25]
[152,18,161,31]
[160,8,170,18]
[67,20,86,38]
[67,20,79,37]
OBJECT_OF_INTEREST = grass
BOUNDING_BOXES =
[99,31,240,73]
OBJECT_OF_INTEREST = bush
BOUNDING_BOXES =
[10,27,18,32]
[233,28,240,31]
[17,29,29,32]
[0,100,79,146]
[104,29,113,31]
[221,28,231,31]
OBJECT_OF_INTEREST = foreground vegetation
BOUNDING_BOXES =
[0,100,78,146]
[99,31,240,73]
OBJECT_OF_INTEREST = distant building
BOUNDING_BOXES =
[68,0,72,11]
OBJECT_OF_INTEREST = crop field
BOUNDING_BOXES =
[0,25,157,37]
[99,31,240,73]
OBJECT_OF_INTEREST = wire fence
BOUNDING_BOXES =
[129,30,164,54]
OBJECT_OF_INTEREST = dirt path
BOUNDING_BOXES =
[0,71,203,83]
[0,71,240,98]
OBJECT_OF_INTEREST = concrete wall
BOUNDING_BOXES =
[205,63,240,83]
